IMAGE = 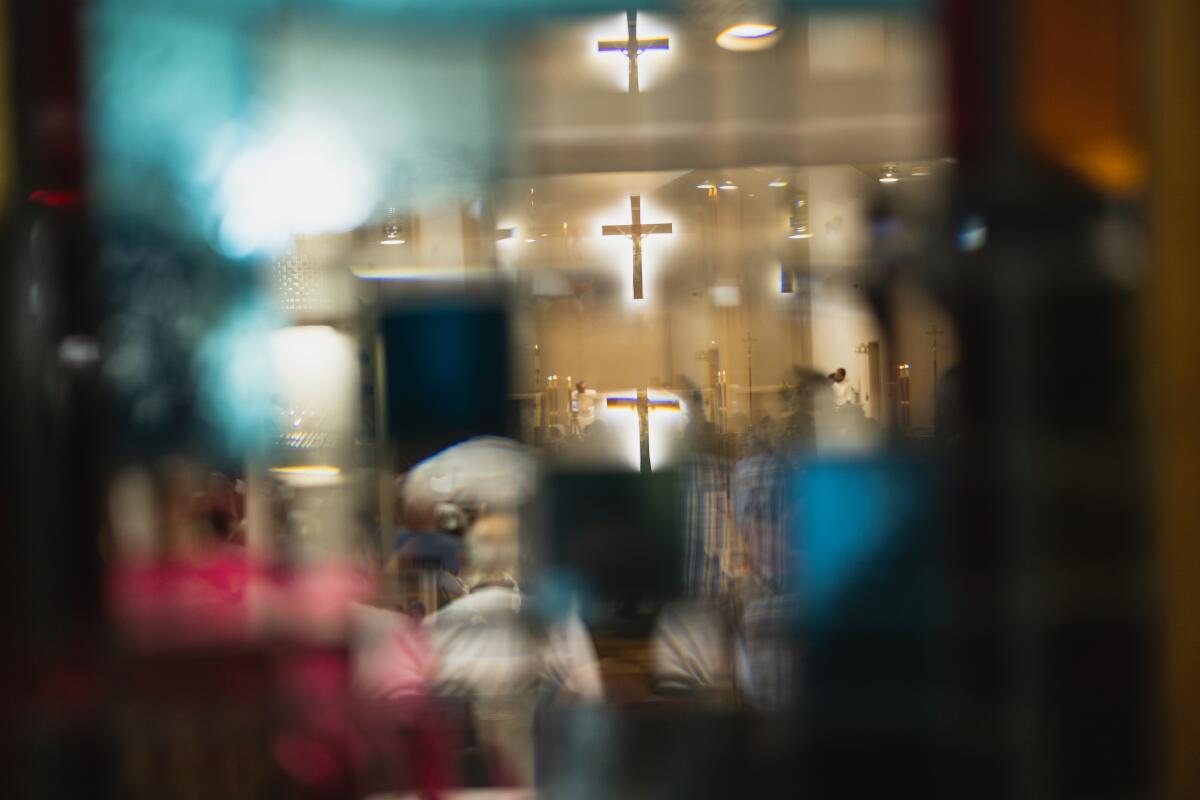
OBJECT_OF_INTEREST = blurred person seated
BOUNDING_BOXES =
[351,594,433,703]
[735,592,797,713]
[389,437,541,616]
[107,460,259,648]
[649,601,736,706]
[680,413,736,599]
[202,470,244,544]
[646,532,748,707]
[424,512,603,786]
[644,415,746,707]
[732,430,798,712]
[734,431,790,596]
[389,474,467,613]
[648,426,800,712]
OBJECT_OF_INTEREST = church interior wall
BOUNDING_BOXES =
[805,165,882,415]
[890,281,959,431]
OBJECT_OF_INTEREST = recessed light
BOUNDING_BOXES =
[768,179,789,188]
[270,465,341,476]
[718,180,738,191]
[268,465,346,486]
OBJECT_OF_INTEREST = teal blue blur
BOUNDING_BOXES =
[86,7,252,247]
[99,225,273,464]
[86,3,511,258]
[795,457,947,630]
[193,300,282,455]
[85,1,511,458]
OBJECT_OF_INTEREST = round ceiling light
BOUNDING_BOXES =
[716,22,781,52]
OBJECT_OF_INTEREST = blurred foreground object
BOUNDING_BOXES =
[426,512,603,786]
[402,438,537,530]
[936,0,1155,797]
[1148,0,1200,797]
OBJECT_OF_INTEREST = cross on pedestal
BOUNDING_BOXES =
[743,331,758,421]
[602,195,672,300]
[925,324,946,381]
[598,10,669,93]
[606,390,681,473]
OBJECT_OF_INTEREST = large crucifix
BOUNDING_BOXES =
[602,195,672,300]
[598,10,669,94]
[606,390,681,473]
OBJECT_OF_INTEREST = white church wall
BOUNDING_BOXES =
[891,281,960,432]
[806,165,882,411]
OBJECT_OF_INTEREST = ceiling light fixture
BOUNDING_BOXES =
[787,195,812,239]
[718,179,738,191]
[879,164,900,184]
[716,22,781,52]
[268,464,346,487]
[696,179,717,190]
[351,265,500,282]
[911,162,932,177]
[380,206,406,245]
[767,178,789,188]
[269,465,341,477]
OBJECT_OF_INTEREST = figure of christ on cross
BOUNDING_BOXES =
[598,10,669,94]
[602,195,672,300]
[606,390,681,473]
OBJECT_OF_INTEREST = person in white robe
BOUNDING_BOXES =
[424,513,603,785]
[829,367,860,407]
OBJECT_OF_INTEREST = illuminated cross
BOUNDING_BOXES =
[607,390,681,473]
[602,195,672,300]
[598,10,669,94]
